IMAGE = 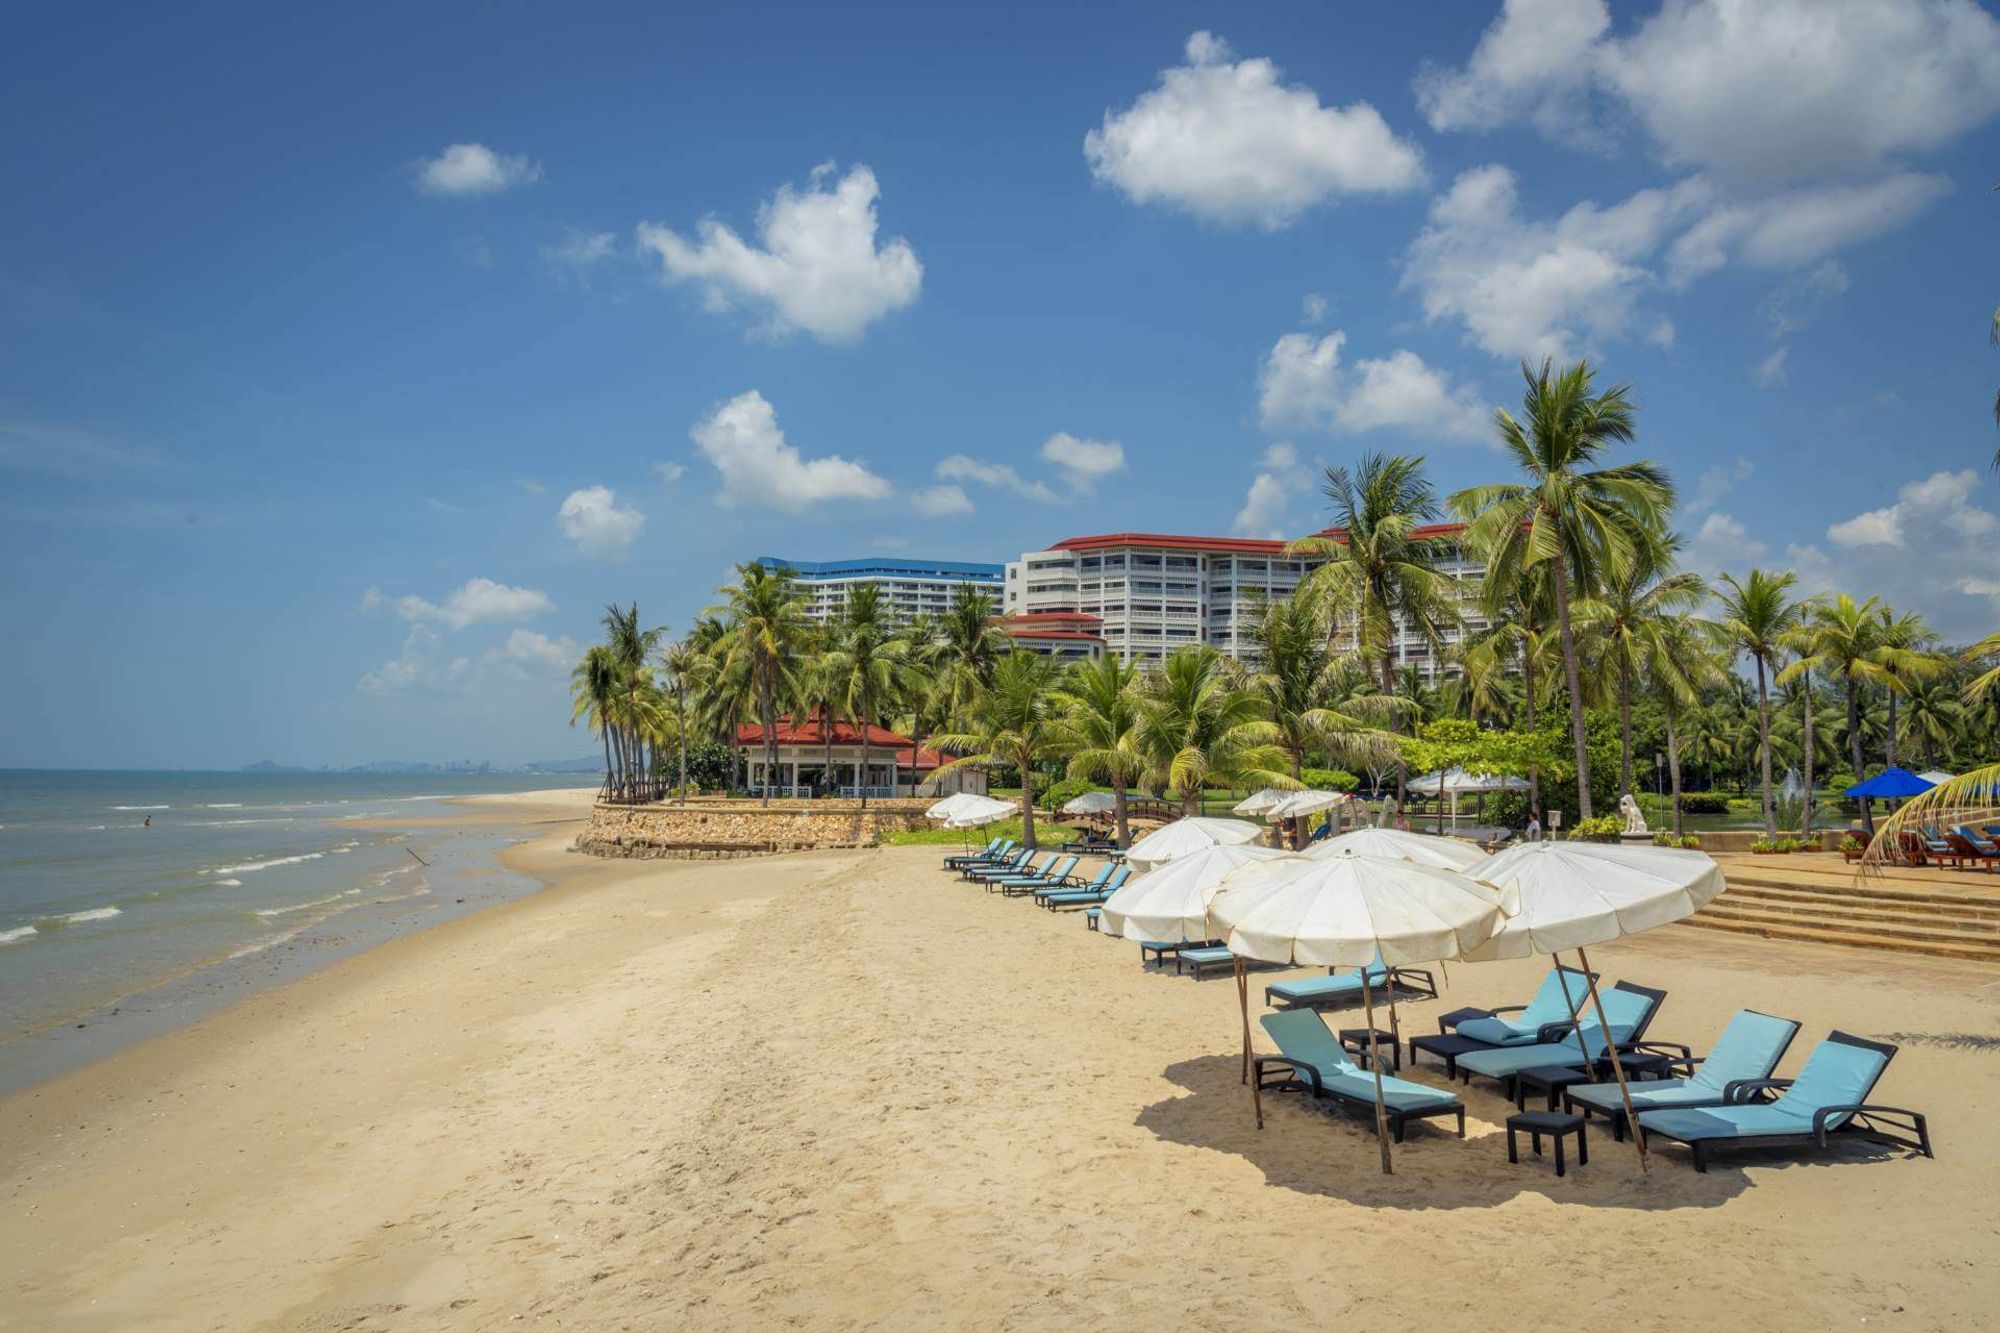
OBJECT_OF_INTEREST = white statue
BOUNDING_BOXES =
[1619,793,1648,836]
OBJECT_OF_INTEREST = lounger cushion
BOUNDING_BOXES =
[1568,1079,1727,1114]
[1776,1039,1888,1129]
[1267,962,1389,1003]
[1457,988,1656,1077]
[1455,968,1592,1046]
[1259,1012,1457,1111]
[1688,1011,1800,1094]
[1638,1105,1815,1141]
[1178,946,1235,967]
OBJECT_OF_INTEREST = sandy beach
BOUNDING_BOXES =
[2,794,1996,1332]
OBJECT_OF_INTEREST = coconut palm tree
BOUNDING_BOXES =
[1239,593,1399,784]
[1713,569,1799,838]
[828,582,911,805]
[599,602,666,800]
[1791,593,1895,834]
[1650,617,1726,836]
[657,638,700,803]
[1872,604,1945,770]
[1964,629,2000,706]
[1450,359,1673,820]
[1898,676,1965,773]
[1136,646,1290,816]
[709,562,812,807]
[1050,654,1146,848]
[1575,541,1708,797]
[935,585,1010,731]
[932,650,1064,848]
[569,644,620,796]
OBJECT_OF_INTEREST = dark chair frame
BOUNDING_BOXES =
[1450,981,1670,1099]
[1264,964,1440,1011]
[1252,1055,1467,1143]
[1563,1009,1801,1141]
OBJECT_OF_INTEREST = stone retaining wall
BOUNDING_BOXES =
[575,798,936,859]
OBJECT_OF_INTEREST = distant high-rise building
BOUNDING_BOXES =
[758,555,1005,624]
[1003,529,1486,669]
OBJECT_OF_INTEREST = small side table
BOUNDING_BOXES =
[1514,1064,1592,1112]
[1436,1006,1493,1034]
[1338,1028,1401,1072]
[1507,1110,1588,1178]
[1596,1051,1674,1081]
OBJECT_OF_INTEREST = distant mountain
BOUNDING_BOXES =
[240,759,309,773]
[346,760,494,775]
[521,755,605,774]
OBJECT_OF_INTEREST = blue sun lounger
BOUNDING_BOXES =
[1452,982,1668,1092]
[1408,965,1597,1075]
[1173,945,1239,979]
[1638,1031,1934,1171]
[1031,860,1115,903]
[1254,1010,1465,1142]
[942,837,1007,871]
[1264,952,1440,1010]
[1037,864,1128,909]
[962,848,1040,883]
[994,855,1080,896]
[1563,1009,1801,1139]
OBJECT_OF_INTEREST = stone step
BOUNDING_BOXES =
[1709,892,2000,935]
[1679,913,2000,964]
[1715,886,2000,929]
[1690,902,2000,957]
[1719,878,2000,914]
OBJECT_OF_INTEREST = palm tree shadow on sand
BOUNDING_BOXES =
[1136,1054,1921,1210]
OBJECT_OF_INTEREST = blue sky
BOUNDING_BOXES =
[4,0,1998,769]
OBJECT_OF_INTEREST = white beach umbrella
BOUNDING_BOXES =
[926,792,979,821]
[1097,843,1289,944]
[943,794,1017,828]
[1232,788,1292,816]
[1463,839,1728,1170]
[1917,770,1956,786]
[1262,789,1346,822]
[1405,767,1531,794]
[1301,826,1485,870]
[1208,849,1509,1175]
[1061,790,1118,816]
[1123,817,1262,872]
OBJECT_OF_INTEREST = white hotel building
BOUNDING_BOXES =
[757,556,1006,625]
[1002,529,1487,671]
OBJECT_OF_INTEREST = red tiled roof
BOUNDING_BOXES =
[1001,611,1104,627]
[733,717,943,769]
[1004,630,1104,642]
[1048,523,1466,554]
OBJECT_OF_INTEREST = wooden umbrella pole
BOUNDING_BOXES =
[1575,945,1649,1173]
[1552,954,1593,1068]
[1236,954,1252,1086]
[1362,984,1395,1175]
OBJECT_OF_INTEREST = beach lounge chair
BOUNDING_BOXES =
[1264,953,1440,1011]
[1949,825,2000,866]
[1564,1009,1802,1140]
[959,846,1033,881]
[1254,1010,1465,1142]
[1174,945,1239,979]
[993,855,1080,896]
[942,837,1007,871]
[1037,865,1129,909]
[1408,965,1597,1074]
[1919,826,1965,868]
[1451,983,1668,1093]
[1138,937,1219,967]
[1030,861,1115,903]
[1637,1032,1933,1171]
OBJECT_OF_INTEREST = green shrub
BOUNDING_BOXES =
[1677,793,1730,815]
[1839,834,1866,853]
[1651,831,1702,849]
[1571,815,1623,843]
[1299,767,1359,792]
[1036,777,1097,812]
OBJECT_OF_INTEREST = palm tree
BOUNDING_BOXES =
[1898,676,1964,772]
[569,645,620,795]
[1240,594,1398,784]
[1050,654,1146,847]
[1451,359,1673,820]
[1792,593,1895,834]
[1774,625,1830,840]
[1290,453,1460,698]
[1575,542,1707,797]
[1650,617,1725,836]
[657,639,699,803]
[1964,630,2000,706]
[709,563,812,807]
[935,585,1009,730]
[932,651,1064,848]
[829,582,910,805]
[599,602,665,800]
[1135,646,1290,816]
[1872,605,1944,770]
[1460,569,1563,814]
[1714,569,1799,838]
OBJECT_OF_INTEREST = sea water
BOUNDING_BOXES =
[0,769,585,1090]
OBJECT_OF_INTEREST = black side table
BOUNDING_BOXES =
[1507,1110,1588,1177]
[1595,1051,1674,1081]
[1436,1005,1492,1034]
[1337,1028,1400,1071]
[1515,1064,1592,1112]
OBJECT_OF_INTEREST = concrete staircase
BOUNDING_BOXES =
[1683,863,2000,963]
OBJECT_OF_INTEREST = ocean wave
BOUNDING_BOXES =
[204,803,244,809]
[216,877,242,887]
[253,889,361,918]
[206,852,323,876]
[42,907,123,927]
[187,817,295,827]
[0,925,37,945]
[111,804,171,811]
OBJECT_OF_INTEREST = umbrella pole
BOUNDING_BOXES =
[1552,954,1592,1068]
[1575,945,1649,1174]
[1236,954,1251,1087]
[1361,985,1395,1175]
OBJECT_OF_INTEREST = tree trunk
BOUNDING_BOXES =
[1799,672,1816,839]
[859,698,872,809]
[760,681,777,808]
[1754,656,1775,838]
[1113,779,1129,850]
[1381,646,1407,807]
[1549,548,1594,820]
[1847,678,1870,835]
[822,703,834,798]
[1524,651,1541,821]
[1618,659,1634,798]
[1666,707,1684,837]
[1886,690,1899,770]
[1019,760,1037,850]
[676,692,688,805]
[600,727,614,801]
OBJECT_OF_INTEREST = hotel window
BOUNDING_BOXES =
[1239,560,1266,573]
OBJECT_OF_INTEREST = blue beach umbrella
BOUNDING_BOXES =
[1844,768,1936,799]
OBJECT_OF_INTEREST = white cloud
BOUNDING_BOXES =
[1752,346,1789,389]
[359,625,471,695]
[495,628,580,673]
[1680,510,1768,579]
[1417,0,1611,139]
[1667,173,1951,283]
[359,587,384,613]
[1038,432,1125,487]
[1827,504,1900,547]
[1232,442,1306,539]
[1805,470,2000,638]
[557,486,646,557]
[1762,261,1851,338]
[690,390,892,512]
[415,143,542,196]
[1418,0,2000,188]
[1301,293,1329,324]
[1258,330,1490,440]
[542,229,617,287]
[910,484,973,517]
[636,163,921,344]
[1084,31,1426,228]
[653,461,685,486]
[935,455,1059,504]
[1828,470,2000,550]
[1686,457,1753,516]
[1402,165,1710,360]
[386,577,555,630]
